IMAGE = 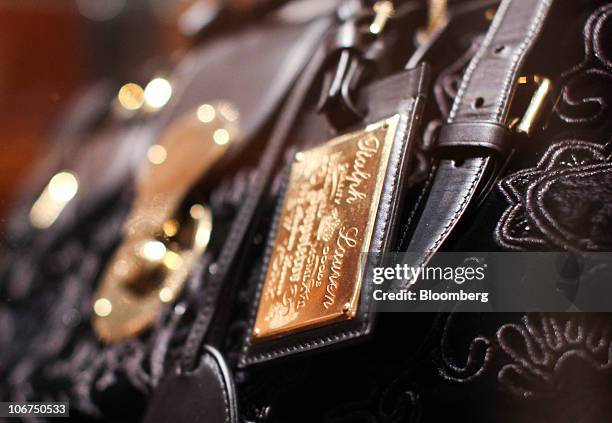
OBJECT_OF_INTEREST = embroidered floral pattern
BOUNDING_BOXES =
[556,4,612,125]
[496,140,612,250]
[496,314,612,399]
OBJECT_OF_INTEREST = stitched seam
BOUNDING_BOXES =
[448,0,512,122]
[378,103,413,248]
[417,158,487,269]
[417,0,552,268]
[400,161,437,247]
[239,163,291,365]
[241,100,418,365]
[206,354,230,423]
[493,0,553,121]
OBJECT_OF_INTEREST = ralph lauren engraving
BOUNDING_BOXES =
[253,115,400,341]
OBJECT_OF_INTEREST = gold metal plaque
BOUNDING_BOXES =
[253,115,400,341]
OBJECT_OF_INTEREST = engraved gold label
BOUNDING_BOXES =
[253,115,400,341]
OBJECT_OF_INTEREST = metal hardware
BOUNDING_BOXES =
[29,171,79,229]
[93,101,239,343]
[369,1,394,34]
[318,1,394,129]
[252,115,400,342]
[417,0,448,45]
[514,75,554,136]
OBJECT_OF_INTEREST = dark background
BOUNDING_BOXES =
[0,0,192,218]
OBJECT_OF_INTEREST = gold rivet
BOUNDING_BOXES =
[197,104,216,123]
[144,77,172,109]
[159,287,173,303]
[213,128,230,145]
[147,144,167,165]
[190,204,205,219]
[141,240,167,262]
[117,83,145,111]
[163,250,183,270]
[48,172,79,203]
[94,298,113,317]
[370,1,394,34]
[342,303,351,314]
[485,8,496,21]
[162,219,179,237]
[295,152,305,162]
[253,327,261,337]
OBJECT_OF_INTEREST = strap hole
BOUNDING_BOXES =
[494,45,506,54]
[453,159,464,167]
[472,97,484,109]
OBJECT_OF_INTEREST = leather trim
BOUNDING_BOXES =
[143,346,237,423]
[239,65,430,366]
[435,122,513,158]
[179,18,335,372]
[400,0,555,280]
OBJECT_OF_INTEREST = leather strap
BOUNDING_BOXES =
[435,122,512,159]
[144,346,238,423]
[402,0,555,276]
[179,25,332,372]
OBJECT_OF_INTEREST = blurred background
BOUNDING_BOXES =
[0,0,200,219]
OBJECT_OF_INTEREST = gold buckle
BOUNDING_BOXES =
[93,101,239,342]
[513,75,554,137]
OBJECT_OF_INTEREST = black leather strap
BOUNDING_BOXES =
[143,346,238,423]
[179,24,332,373]
[435,122,512,158]
[402,0,555,275]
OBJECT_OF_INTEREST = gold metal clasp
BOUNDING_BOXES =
[93,101,240,343]
[512,75,554,137]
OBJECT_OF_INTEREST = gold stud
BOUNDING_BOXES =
[117,83,145,111]
[162,219,179,237]
[147,144,167,165]
[144,77,172,109]
[94,298,113,317]
[197,104,216,123]
[159,287,173,303]
[213,128,230,145]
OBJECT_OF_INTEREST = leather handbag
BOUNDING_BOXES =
[1,0,612,422]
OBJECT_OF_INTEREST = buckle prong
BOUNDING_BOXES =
[515,75,554,137]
